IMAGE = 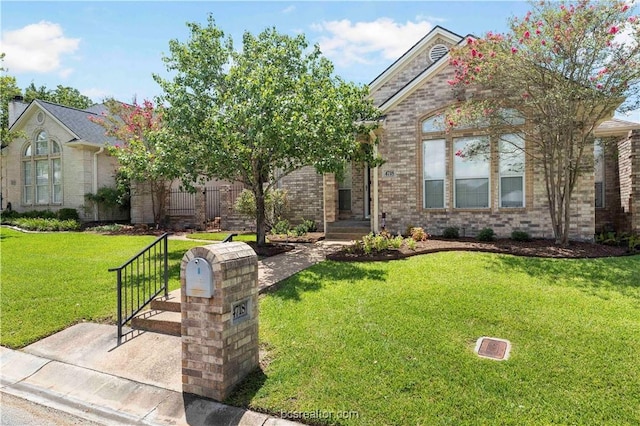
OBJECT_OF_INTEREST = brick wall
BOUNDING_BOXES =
[374,62,597,240]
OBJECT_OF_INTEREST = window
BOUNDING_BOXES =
[22,131,62,205]
[454,137,490,208]
[499,134,525,208]
[594,140,604,208]
[338,164,352,211]
[423,139,446,208]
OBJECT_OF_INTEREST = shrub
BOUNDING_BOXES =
[12,218,80,231]
[442,227,460,239]
[293,223,308,237]
[410,227,429,242]
[389,235,404,249]
[302,219,317,233]
[270,219,290,235]
[235,188,290,229]
[57,208,80,221]
[477,227,496,242]
[627,234,640,253]
[405,238,417,250]
[511,230,531,242]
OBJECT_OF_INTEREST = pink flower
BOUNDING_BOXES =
[629,16,638,23]
[597,83,603,89]
[524,31,531,39]
[622,4,629,12]
[609,26,619,34]
[474,66,482,72]
[536,28,542,35]
[455,149,464,157]
[541,39,546,45]
[467,37,474,45]
[471,48,478,57]
[511,46,518,54]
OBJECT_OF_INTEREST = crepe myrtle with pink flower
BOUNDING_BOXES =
[443,0,640,245]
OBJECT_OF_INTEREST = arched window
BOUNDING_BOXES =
[22,131,62,205]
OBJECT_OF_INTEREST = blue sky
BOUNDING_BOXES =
[1,1,536,103]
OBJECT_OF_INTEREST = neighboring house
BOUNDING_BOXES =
[280,26,640,240]
[2,97,128,222]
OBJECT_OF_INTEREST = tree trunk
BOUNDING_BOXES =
[255,181,267,247]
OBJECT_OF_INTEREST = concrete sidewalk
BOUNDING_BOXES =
[0,241,347,426]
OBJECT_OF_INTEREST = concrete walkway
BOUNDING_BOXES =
[0,240,348,426]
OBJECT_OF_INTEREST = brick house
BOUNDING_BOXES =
[2,98,128,222]
[286,26,640,240]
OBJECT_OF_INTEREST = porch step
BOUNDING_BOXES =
[325,221,371,241]
[131,310,181,337]
[150,289,181,312]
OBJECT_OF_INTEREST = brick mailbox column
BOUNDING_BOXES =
[180,242,259,401]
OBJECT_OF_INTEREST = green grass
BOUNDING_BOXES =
[0,227,203,348]
[188,232,259,242]
[230,252,640,425]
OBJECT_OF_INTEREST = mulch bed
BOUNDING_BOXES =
[327,237,632,262]
[265,232,325,244]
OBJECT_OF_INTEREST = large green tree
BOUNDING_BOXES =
[24,82,93,109]
[0,54,22,148]
[154,17,381,246]
[446,0,640,245]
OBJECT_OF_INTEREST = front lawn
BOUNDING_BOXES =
[230,252,640,425]
[0,227,202,348]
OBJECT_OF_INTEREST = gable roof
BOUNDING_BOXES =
[369,26,464,96]
[10,100,118,146]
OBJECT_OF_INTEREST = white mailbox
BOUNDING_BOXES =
[185,257,214,298]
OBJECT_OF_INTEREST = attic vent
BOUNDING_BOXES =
[429,44,449,62]
[36,112,45,124]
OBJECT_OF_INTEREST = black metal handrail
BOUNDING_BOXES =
[109,233,169,344]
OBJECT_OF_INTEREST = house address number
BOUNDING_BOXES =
[232,299,250,324]
[384,170,396,178]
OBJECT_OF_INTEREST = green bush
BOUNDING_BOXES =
[442,227,460,239]
[270,219,290,235]
[293,223,308,237]
[234,188,290,229]
[57,208,80,221]
[511,230,531,242]
[302,218,317,233]
[477,227,496,242]
[12,218,80,231]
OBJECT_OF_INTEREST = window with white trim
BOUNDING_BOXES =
[594,140,604,208]
[423,139,445,209]
[499,134,525,208]
[22,131,62,205]
[454,136,490,208]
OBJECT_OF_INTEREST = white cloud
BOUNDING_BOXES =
[311,18,433,67]
[1,21,80,74]
[282,5,296,14]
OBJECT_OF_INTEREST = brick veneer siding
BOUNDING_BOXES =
[278,166,325,230]
[375,65,596,241]
[627,130,640,233]
[372,37,457,107]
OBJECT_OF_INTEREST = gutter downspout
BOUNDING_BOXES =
[93,147,104,221]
